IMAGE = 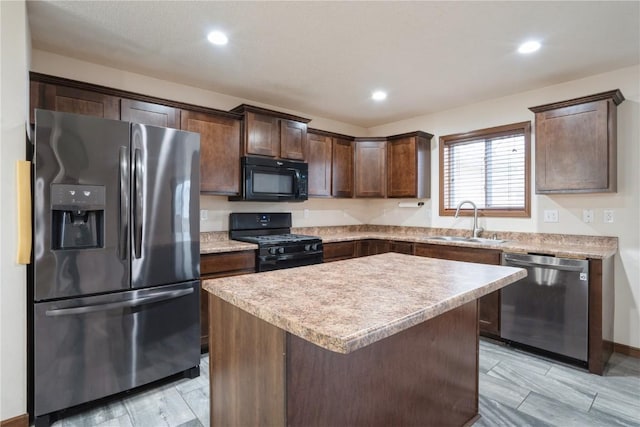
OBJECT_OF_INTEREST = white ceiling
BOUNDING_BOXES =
[27,1,640,128]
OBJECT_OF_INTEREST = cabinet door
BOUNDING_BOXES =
[307,132,332,197]
[245,112,279,157]
[414,243,501,336]
[41,83,120,120]
[358,239,390,257]
[389,241,414,255]
[280,119,307,160]
[387,136,418,197]
[323,241,358,262]
[121,99,179,128]
[332,138,354,198]
[535,100,612,193]
[354,140,386,198]
[181,110,241,194]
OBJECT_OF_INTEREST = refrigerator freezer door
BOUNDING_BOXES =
[33,281,200,417]
[33,110,131,301]
[130,124,200,288]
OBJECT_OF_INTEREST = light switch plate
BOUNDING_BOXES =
[582,209,594,223]
[200,209,208,221]
[543,209,559,223]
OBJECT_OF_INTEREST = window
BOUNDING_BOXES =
[439,122,531,217]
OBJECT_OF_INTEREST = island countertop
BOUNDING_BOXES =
[202,253,526,354]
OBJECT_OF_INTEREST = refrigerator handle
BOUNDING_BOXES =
[44,288,194,317]
[133,148,143,259]
[118,146,129,260]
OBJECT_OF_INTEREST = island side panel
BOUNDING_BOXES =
[209,295,286,426]
[286,301,479,427]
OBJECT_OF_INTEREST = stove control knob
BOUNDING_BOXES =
[278,247,285,254]
[269,247,277,255]
[304,244,311,251]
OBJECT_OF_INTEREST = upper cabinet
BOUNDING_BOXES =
[181,110,241,195]
[31,80,119,122]
[307,129,355,198]
[307,130,333,197]
[529,90,624,194]
[121,99,179,128]
[354,138,387,198]
[386,131,433,198]
[231,105,310,161]
[30,73,244,195]
[332,136,354,198]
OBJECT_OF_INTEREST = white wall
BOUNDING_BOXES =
[1,0,29,421]
[368,66,640,349]
[28,51,640,349]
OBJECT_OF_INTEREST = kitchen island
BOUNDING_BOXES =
[202,253,526,426]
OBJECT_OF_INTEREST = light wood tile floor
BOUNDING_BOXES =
[46,339,639,426]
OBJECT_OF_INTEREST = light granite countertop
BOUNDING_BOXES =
[200,226,617,259]
[203,252,526,354]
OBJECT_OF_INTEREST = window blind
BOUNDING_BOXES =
[442,129,527,212]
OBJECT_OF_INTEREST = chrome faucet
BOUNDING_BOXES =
[454,200,483,238]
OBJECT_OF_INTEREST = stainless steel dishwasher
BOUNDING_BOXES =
[500,253,589,363]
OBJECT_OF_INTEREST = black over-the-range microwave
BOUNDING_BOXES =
[229,156,308,202]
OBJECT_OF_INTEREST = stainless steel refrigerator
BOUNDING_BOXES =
[29,110,201,427]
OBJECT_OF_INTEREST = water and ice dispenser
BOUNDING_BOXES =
[51,184,106,250]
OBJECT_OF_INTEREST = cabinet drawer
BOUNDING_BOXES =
[201,251,256,277]
[323,241,358,262]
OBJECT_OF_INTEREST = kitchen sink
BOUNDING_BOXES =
[427,236,506,244]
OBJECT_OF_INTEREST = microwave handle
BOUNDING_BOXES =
[288,168,301,197]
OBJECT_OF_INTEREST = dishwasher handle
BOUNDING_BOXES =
[503,255,586,272]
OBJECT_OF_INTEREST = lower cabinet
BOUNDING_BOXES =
[323,241,359,262]
[414,243,502,337]
[200,250,256,350]
[358,239,390,257]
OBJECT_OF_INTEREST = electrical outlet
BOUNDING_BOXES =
[543,209,559,223]
[200,210,208,221]
[303,208,309,219]
[603,209,614,223]
[582,209,594,223]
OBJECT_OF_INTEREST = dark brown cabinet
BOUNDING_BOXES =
[358,239,390,257]
[121,99,179,128]
[414,243,501,336]
[307,129,355,198]
[31,81,119,121]
[389,241,414,255]
[181,110,241,194]
[332,137,354,198]
[307,131,333,197]
[231,105,310,160]
[387,131,433,198]
[200,250,256,349]
[323,241,359,262]
[354,138,387,198]
[529,90,624,194]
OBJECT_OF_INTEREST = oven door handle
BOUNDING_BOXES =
[260,252,322,262]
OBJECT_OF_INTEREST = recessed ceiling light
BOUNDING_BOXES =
[207,31,228,46]
[518,40,541,54]
[371,90,387,101]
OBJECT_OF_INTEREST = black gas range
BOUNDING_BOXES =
[229,213,323,272]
